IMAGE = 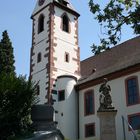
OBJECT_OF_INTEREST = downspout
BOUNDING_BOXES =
[75,85,80,139]
[77,89,79,139]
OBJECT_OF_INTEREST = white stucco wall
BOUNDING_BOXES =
[54,7,77,45]
[53,77,78,140]
[33,6,50,43]
[51,7,80,139]
[31,41,49,74]
[79,86,100,140]
[79,71,140,140]
[31,6,50,104]
[32,70,48,104]
[53,6,80,78]
[31,6,50,71]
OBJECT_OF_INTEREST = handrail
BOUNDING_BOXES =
[122,116,139,140]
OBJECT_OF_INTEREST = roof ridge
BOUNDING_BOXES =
[81,35,140,63]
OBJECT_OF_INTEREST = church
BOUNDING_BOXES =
[30,0,140,140]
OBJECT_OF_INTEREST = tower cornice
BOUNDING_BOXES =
[53,1,80,17]
[31,1,80,19]
[31,3,50,19]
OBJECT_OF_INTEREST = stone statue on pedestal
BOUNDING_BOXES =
[97,78,117,140]
[98,78,114,111]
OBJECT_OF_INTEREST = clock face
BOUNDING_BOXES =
[38,0,45,6]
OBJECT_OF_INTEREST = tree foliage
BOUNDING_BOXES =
[0,30,15,74]
[0,31,38,139]
[0,73,38,140]
[89,0,140,54]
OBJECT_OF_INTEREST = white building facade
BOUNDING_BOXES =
[78,71,140,140]
[77,36,140,140]
[30,0,140,140]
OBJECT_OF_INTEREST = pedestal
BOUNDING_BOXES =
[97,110,117,140]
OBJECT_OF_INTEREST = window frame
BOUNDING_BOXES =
[85,123,95,138]
[58,90,65,102]
[84,90,95,116]
[65,52,70,63]
[61,13,70,33]
[125,76,140,106]
[37,52,42,63]
[128,113,140,131]
[38,14,45,34]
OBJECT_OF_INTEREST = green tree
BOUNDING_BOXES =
[0,73,38,140]
[0,30,15,74]
[89,0,140,54]
[0,30,38,139]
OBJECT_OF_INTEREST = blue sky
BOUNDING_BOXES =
[0,0,135,76]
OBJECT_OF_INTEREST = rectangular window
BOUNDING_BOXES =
[128,113,140,130]
[125,76,140,106]
[84,90,94,116]
[85,123,95,138]
[65,52,69,63]
[37,52,42,63]
[58,90,65,101]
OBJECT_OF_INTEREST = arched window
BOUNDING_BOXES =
[62,14,69,32]
[37,52,42,63]
[38,14,44,33]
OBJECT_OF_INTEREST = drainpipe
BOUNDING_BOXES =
[122,116,126,140]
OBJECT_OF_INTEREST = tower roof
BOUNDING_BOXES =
[31,0,80,18]
[55,0,74,9]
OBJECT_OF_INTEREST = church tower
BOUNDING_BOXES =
[30,0,80,104]
[30,0,80,139]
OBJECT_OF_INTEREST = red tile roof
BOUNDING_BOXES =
[78,36,140,85]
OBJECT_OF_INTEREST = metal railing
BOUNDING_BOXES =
[122,116,139,140]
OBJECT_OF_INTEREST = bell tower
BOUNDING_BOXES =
[30,0,80,104]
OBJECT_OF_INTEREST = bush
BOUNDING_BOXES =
[0,73,38,140]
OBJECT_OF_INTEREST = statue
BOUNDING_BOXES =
[98,78,114,111]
